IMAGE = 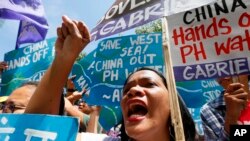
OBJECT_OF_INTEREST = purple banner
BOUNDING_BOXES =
[0,0,48,49]
[91,0,164,41]
[174,58,250,81]
[16,20,48,48]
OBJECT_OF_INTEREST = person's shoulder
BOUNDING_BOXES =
[82,113,90,125]
[202,92,225,109]
[200,92,225,117]
[200,102,211,114]
[83,113,90,118]
[80,132,120,141]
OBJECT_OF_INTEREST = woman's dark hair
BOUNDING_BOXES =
[119,67,196,141]
[123,67,168,90]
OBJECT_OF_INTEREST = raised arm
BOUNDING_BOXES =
[25,15,90,114]
[64,97,86,131]
[86,106,102,133]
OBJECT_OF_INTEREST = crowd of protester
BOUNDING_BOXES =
[0,15,249,141]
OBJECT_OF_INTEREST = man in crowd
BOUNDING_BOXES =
[0,61,9,113]
[200,75,250,140]
[64,76,103,133]
[0,61,8,87]
[0,81,38,113]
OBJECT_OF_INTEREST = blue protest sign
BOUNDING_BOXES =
[176,78,223,108]
[188,108,204,135]
[73,33,164,107]
[0,114,78,141]
[99,106,123,131]
[0,38,56,96]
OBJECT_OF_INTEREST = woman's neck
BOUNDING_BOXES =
[131,127,170,141]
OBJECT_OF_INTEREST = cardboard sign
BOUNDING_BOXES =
[167,0,250,81]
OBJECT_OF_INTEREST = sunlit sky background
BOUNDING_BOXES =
[0,0,218,61]
[0,0,117,61]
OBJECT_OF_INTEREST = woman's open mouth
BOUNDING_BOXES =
[127,100,148,122]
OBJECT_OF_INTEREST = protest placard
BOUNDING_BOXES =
[91,0,164,41]
[167,0,250,81]
[72,33,164,107]
[0,38,55,96]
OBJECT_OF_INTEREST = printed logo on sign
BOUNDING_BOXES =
[230,125,250,140]
[234,129,247,136]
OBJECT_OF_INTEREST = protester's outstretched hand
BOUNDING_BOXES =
[66,90,85,104]
[0,61,8,72]
[55,15,90,61]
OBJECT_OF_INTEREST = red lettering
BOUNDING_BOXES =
[218,18,232,34]
[214,30,250,55]
[238,12,250,27]
[172,17,231,46]
[172,27,185,46]
[180,45,192,63]
[180,42,207,63]
[206,17,219,38]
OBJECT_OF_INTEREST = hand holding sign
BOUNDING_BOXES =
[224,81,249,133]
[237,75,250,125]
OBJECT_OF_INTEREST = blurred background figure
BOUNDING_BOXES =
[0,81,38,113]
[0,61,8,73]
[64,76,103,133]
[65,75,77,97]
[0,61,8,95]
[0,96,8,103]
[0,96,8,113]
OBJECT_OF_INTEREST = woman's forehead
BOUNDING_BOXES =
[127,70,161,82]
